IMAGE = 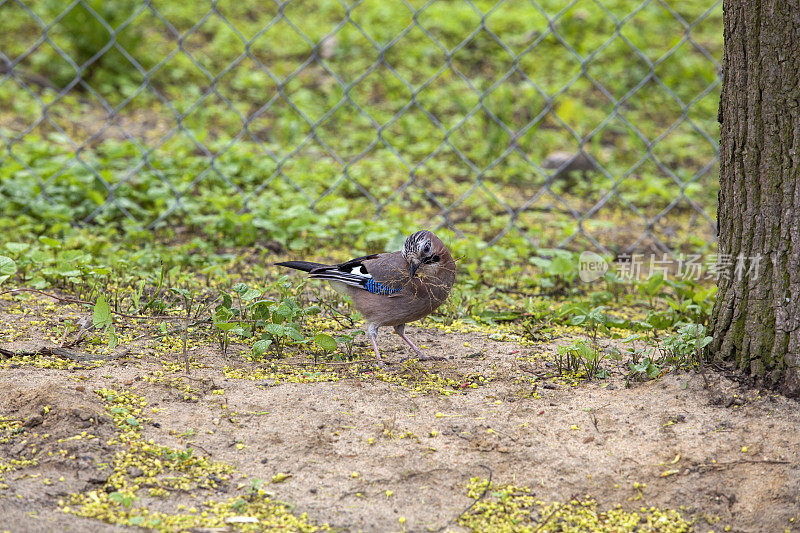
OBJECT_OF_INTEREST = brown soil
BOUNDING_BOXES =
[0,298,799,532]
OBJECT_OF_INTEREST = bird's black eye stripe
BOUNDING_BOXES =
[422,254,440,265]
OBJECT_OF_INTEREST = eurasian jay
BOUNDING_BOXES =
[276,230,456,366]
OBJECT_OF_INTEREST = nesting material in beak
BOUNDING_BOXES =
[409,261,420,278]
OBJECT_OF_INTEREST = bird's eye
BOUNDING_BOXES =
[423,242,431,254]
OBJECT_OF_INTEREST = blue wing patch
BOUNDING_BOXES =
[364,278,402,295]
[306,254,403,295]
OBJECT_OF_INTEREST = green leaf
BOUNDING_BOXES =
[60,250,86,263]
[29,250,51,264]
[550,256,575,277]
[0,256,16,286]
[92,295,112,328]
[314,333,337,352]
[263,323,285,337]
[219,292,233,309]
[38,236,61,248]
[529,256,551,268]
[170,287,192,299]
[252,339,272,356]
[56,264,81,277]
[232,283,248,295]
[570,315,586,325]
[126,417,139,427]
[4,242,29,254]
[641,275,664,296]
[284,325,305,342]
[273,303,293,322]
[241,288,262,301]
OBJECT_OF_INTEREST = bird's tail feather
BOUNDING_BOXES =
[275,260,328,272]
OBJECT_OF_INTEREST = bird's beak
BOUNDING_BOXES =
[409,261,420,279]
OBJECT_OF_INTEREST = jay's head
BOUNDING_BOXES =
[402,230,449,278]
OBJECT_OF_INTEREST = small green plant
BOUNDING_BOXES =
[208,280,320,359]
[621,322,713,384]
[555,339,611,380]
[555,341,583,375]
[663,323,713,364]
[170,287,196,373]
[530,249,579,294]
[252,297,314,358]
[92,293,118,349]
[108,491,136,510]
[564,305,611,350]
[333,330,365,361]
[664,279,717,325]
[521,301,557,342]
[312,333,337,364]
[637,274,665,308]
[0,255,16,286]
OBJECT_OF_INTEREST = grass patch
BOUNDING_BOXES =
[461,478,697,532]
[62,387,326,531]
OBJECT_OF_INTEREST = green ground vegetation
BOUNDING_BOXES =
[1,0,720,252]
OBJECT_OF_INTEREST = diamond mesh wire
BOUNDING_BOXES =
[0,0,721,254]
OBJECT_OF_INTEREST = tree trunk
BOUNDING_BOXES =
[710,0,800,396]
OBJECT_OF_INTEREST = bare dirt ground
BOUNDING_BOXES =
[1,294,799,532]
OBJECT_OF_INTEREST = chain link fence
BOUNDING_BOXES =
[0,0,721,254]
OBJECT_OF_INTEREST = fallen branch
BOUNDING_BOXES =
[534,506,559,533]
[0,288,187,321]
[694,459,790,470]
[0,345,128,362]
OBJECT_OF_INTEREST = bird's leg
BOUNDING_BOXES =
[395,324,444,362]
[367,323,387,368]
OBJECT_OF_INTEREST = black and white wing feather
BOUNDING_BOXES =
[277,254,405,295]
[308,255,401,295]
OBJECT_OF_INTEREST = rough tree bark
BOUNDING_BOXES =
[710,0,800,396]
